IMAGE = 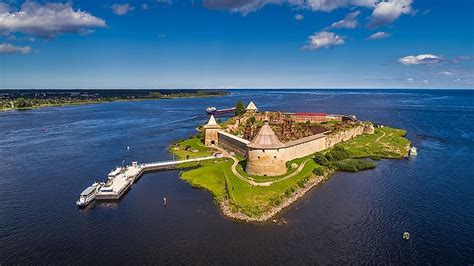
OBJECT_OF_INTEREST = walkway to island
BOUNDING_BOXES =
[88,156,217,201]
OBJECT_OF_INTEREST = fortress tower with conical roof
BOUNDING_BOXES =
[203,115,221,146]
[245,101,258,113]
[246,114,286,176]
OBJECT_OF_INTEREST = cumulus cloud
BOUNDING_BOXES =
[294,14,304,20]
[303,31,345,50]
[0,2,106,38]
[366,31,391,40]
[328,10,360,29]
[203,0,373,14]
[398,54,443,65]
[369,0,413,28]
[111,4,134,16]
[203,0,412,27]
[0,43,31,54]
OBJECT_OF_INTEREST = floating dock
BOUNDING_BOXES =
[83,156,216,203]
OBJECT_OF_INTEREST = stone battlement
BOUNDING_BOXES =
[204,102,374,176]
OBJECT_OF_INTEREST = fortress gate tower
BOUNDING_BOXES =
[204,115,221,146]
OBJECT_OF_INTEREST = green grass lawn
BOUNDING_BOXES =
[234,158,304,183]
[173,125,410,219]
[338,126,410,158]
[169,137,215,160]
[180,159,231,202]
[180,156,322,218]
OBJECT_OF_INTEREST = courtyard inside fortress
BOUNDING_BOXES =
[204,101,375,176]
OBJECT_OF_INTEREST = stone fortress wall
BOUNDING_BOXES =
[217,124,369,160]
[217,131,249,157]
[204,101,375,176]
[213,123,372,175]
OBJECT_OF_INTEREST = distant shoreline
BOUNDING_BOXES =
[0,89,229,112]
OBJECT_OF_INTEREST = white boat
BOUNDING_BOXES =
[76,182,102,207]
[108,167,124,180]
[409,146,418,156]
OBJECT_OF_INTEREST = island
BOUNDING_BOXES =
[170,101,411,222]
[0,89,229,112]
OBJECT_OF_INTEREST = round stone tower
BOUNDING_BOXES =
[204,115,221,146]
[246,119,286,176]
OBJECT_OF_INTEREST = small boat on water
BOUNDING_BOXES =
[206,106,236,115]
[76,182,103,207]
[409,146,418,156]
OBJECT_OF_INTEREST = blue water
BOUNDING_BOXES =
[0,89,473,264]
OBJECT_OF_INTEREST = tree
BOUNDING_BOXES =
[15,98,31,108]
[248,116,256,124]
[235,101,245,116]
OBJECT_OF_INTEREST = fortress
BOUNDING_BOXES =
[204,101,374,176]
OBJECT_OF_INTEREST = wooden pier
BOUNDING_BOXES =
[92,156,216,201]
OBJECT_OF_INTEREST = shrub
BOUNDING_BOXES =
[326,146,350,161]
[333,159,376,172]
[333,161,358,172]
[313,152,331,167]
[325,153,334,162]
[370,155,381,161]
[297,177,309,188]
[312,167,324,176]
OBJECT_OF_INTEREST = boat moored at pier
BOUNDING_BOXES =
[77,156,216,206]
[76,182,103,207]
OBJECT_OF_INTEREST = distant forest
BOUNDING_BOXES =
[0,89,229,111]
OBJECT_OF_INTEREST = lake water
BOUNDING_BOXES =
[1,89,473,264]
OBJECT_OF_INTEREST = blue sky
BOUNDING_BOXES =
[0,0,473,89]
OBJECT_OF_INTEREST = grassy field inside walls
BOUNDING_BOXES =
[173,126,410,220]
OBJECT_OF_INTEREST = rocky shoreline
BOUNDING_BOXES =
[219,170,333,222]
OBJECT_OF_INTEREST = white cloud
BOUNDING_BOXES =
[328,10,360,29]
[203,0,411,27]
[438,71,454,76]
[303,31,345,50]
[294,14,304,20]
[398,54,443,65]
[307,0,376,12]
[0,43,31,54]
[369,0,413,28]
[111,4,134,16]
[0,2,106,38]
[366,31,391,40]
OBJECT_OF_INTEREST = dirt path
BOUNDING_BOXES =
[229,156,309,187]
[212,145,310,187]
[375,130,386,143]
